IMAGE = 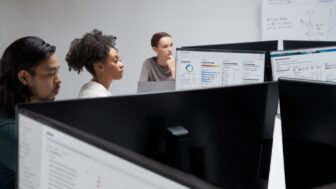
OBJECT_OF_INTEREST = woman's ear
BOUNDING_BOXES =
[17,70,31,85]
[152,46,158,53]
[93,62,104,72]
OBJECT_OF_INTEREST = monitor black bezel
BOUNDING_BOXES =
[283,40,336,50]
[16,108,220,189]
[181,40,278,52]
[176,47,266,55]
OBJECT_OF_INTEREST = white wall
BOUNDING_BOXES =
[0,0,261,100]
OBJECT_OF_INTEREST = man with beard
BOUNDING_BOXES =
[0,36,62,189]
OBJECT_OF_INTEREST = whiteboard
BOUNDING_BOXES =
[261,0,336,42]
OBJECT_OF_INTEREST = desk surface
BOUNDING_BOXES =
[268,116,286,189]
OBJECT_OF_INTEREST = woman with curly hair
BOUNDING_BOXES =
[66,29,124,98]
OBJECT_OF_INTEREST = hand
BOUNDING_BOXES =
[166,56,176,79]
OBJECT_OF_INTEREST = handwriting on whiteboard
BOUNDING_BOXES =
[265,17,293,31]
[261,0,336,41]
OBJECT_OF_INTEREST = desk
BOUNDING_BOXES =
[268,116,286,189]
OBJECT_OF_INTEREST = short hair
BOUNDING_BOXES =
[0,36,56,117]
[151,32,172,48]
[66,29,117,75]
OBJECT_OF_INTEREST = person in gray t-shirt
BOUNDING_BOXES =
[139,32,175,81]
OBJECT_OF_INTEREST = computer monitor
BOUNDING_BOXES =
[17,109,218,189]
[18,82,279,189]
[182,40,278,52]
[175,48,266,90]
[279,78,336,189]
[270,46,336,81]
[181,40,278,81]
[137,80,175,93]
[283,40,336,50]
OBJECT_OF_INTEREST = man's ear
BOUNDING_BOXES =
[17,70,31,85]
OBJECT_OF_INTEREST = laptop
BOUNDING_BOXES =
[137,80,175,93]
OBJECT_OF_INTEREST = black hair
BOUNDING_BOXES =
[65,29,117,75]
[0,36,56,117]
[151,32,172,47]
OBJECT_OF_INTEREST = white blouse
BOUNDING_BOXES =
[78,81,112,99]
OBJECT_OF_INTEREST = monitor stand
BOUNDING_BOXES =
[166,126,191,173]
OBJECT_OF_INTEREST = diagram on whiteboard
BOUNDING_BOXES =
[327,7,336,39]
[300,10,324,39]
[261,0,336,41]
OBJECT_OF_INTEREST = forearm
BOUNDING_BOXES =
[167,57,176,79]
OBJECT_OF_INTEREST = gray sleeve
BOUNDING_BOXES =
[139,59,151,82]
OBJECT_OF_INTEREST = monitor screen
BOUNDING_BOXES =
[18,110,216,189]
[270,46,336,81]
[18,82,279,189]
[181,40,278,81]
[279,78,336,189]
[175,48,266,90]
[283,40,336,50]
